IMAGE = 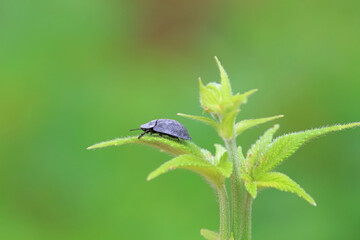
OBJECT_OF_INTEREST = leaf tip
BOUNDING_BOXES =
[309,198,317,206]
[86,144,96,150]
[249,191,257,199]
[200,229,206,238]
[247,89,258,95]
[198,78,206,91]
[345,122,360,129]
[200,228,219,239]
[177,113,187,118]
[214,56,225,72]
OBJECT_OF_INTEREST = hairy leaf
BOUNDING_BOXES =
[235,115,284,136]
[200,229,219,240]
[233,89,258,106]
[218,155,233,178]
[247,125,279,173]
[207,82,222,95]
[257,172,316,206]
[222,89,257,114]
[177,113,219,130]
[200,229,234,240]
[244,181,257,199]
[255,122,360,176]
[214,144,227,166]
[199,78,221,113]
[147,154,233,186]
[215,56,232,101]
[217,152,232,178]
[87,136,203,157]
[201,148,215,163]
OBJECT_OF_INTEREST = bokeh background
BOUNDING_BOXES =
[1,0,360,239]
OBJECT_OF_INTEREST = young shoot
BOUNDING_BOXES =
[88,57,360,240]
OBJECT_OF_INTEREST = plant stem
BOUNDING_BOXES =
[224,138,244,240]
[239,191,253,240]
[217,183,231,240]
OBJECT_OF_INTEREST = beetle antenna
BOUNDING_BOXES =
[129,128,141,131]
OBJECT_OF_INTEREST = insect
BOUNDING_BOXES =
[130,119,192,140]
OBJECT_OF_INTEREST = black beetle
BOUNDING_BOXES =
[130,119,192,140]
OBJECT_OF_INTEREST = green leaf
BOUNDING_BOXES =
[214,144,227,165]
[216,152,232,178]
[244,181,257,199]
[220,110,239,139]
[241,88,258,98]
[235,115,284,136]
[200,229,219,240]
[201,148,215,163]
[257,172,316,206]
[199,78,221,113]
[218,152,233,178]
[255,122,360,176]
[246,124,279,173]
[147,154,233,186]
[214,56,232,101]
[207,82,222,94]
[87,136,203,157]
[221,89,257,113]
[232,89,258,106]
[177,113,219,130]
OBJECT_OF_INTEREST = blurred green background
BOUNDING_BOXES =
[1,0,359,239]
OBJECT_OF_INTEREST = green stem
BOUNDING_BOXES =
[217,184,231,240]
[239,191,253,240]
[224,138,244,240]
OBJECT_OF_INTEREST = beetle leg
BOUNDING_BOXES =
[138,130,149,139]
